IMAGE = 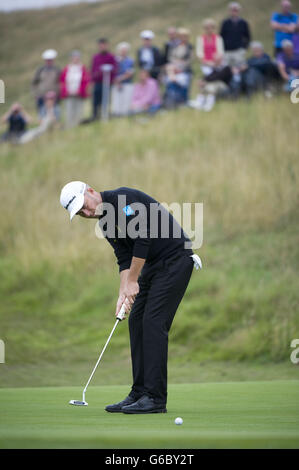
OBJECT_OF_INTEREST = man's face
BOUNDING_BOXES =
[45,59,54,66]
[98,42,108,53]
[252,46,263,58]
[281,1,291,14]
[143,38,152,48]
[77,188,101,219]
[229,6,240,18]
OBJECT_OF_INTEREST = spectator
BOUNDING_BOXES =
[1,103,32,143]
[131,69,161,114]
[163,63,190,108]
[60,50,90,128]
[111,42,135,116]
[19,91,58,144]
[169,28,193,73]
[220,2,251,67]
[292,17,299,54]
[168,28,193,99]
[241,42,280,97]
[163,27,180,64]
[137,30,162,79]
[32,49,61,119]
[277,39,299,91]
[189,56,232,111]
[90,38,117,120]
[271,1,298,56]
[196,18,225,76]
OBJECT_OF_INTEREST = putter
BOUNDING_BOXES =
[69,303,127,406]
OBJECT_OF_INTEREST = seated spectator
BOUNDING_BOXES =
[60,50,90,128]
[32,49,61,119]
[1,103,32,143]
[277,39,299,91]
[111,42,135,116]
[163,27,180,64]
[90,38,117,120]
[168,28,193,99]
[19,91,58,144]
[169,28,193,73]
[271,1,298,56]
[241,41,280,96]
[196,18,225,76]
[189,56,232,111]
[163,63,190,108]
[137,30,162,79]
[220,2,251,67]
[131,69,161,114]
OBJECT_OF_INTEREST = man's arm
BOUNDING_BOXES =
[115,257,146,316]
[277,60,290,81]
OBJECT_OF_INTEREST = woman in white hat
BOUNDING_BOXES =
[137,30,162,79]
[32,49,61,118]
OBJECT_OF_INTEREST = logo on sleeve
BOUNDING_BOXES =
[122,205,134,216]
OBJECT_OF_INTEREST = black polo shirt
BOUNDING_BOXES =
[99,187,192,272]
[220,18,251,51]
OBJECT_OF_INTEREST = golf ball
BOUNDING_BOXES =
[175,417,183,425]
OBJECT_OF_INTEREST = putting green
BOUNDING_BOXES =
[0,381,298,448]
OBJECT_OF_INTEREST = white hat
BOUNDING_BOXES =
[42,49,58,60]
[140,30,155,39]
[60,181,86,220]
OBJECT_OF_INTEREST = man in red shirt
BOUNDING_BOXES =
[90,38,117,120]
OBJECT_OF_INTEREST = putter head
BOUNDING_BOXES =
[69,399,88,406]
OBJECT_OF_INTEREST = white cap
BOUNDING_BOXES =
[42,49,58,60]
[140,30,155,39]
[60,181,86,220]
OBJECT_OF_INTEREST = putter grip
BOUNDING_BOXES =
[117,303,127,321]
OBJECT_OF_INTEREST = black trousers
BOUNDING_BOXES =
[128,251,194,405]
[92,82,103,119]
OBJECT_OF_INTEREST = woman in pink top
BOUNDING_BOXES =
[196,18,225,76]
[131,69,161,114]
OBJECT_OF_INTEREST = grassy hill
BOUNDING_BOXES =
[0,0,286,108]
[0,0,299,388]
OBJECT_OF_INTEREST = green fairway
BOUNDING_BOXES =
[1,381,298,449]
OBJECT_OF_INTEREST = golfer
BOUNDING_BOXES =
[60,182,201,414]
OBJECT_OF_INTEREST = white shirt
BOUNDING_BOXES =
[66,64,83,95]
[140,48,154,68]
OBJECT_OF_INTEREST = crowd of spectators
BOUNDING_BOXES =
[1,1,299,143]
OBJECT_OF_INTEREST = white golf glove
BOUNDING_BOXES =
[190,254,202,270]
